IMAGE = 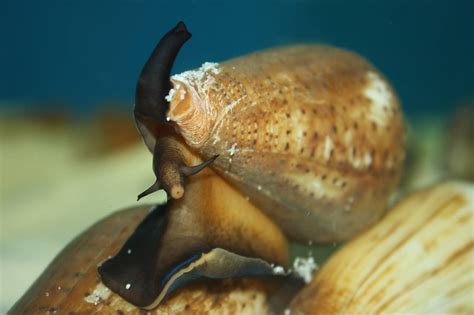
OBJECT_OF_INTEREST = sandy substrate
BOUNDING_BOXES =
[0,119,167,312]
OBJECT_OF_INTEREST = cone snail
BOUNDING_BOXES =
[9,21,408,313]
[134,21,405,242]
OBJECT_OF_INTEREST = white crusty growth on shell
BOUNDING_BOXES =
[84,283,111,305]
[171,62,220,83]
[228,143,238,156]
[166,62,222,147]
[272,265,286,275]
[293,256,318,284]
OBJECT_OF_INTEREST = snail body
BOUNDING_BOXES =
[166,45,405,242]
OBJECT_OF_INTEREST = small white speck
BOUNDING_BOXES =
[293,257,318,283]
[127,248,132,255]
[323,136,334,162]
[228,143,238,156]
[257,185,262,191]
[57,286,61,290]
[166,116,171,121]
[125,283,131,290]
[201,62,220,74]
[212,133,221,145]
[364,71,393,127]
[307,240,313,246]
[179,89,186,100]
[273,265,285,275]
[353,158,362,169]
[284,309,291,315]
[363,152,372,167]
[84,283,111,305]
[45,292,49,297]
[107,255,112,259]
[165,88,176,102]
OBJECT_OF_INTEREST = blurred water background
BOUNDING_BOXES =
[1,0,473,312]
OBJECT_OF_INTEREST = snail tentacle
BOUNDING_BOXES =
[136,181,161,201]
[180,154,219,177]
[137,138,219,200]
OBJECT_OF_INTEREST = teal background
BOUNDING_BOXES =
[1,0,473,116]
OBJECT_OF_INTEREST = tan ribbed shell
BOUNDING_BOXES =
[290,181,474,314]
[167,45,405,242]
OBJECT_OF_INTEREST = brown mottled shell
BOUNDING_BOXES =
[167,45,406,242]
[8,205,283,315]
[290,181,474,314]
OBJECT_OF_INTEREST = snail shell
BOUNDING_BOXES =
[165,44,405,242]
[289,181,474,315]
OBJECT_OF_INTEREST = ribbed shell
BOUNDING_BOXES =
[167,45,405,242]
[290,181,474,315]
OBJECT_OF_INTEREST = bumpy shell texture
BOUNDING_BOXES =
[290,181,474,315]
[167,45,406,242]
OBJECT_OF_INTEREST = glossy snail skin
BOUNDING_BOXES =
[290,181,474,315]
[167,45,405,242]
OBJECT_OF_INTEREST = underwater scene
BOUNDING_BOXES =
[1,0,473,313]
